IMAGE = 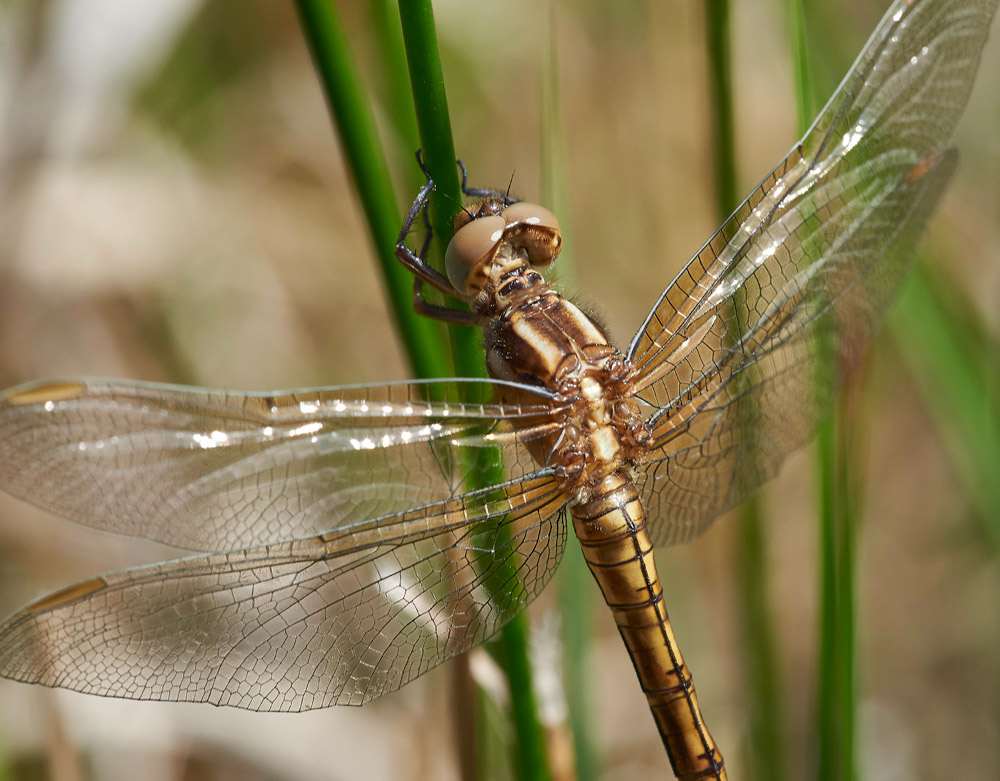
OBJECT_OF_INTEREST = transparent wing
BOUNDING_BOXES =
[0,472,567,711]
[627,0,997,546]
[0,378,567,551]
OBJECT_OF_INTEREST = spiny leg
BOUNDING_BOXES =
[395,152,480,326]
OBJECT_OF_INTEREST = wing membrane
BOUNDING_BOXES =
[627,0,997,545]
[0,378,566,551]
[0,473,566,711]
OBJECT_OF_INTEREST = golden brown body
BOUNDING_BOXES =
[465,236,725,778]
[573,474,724,780]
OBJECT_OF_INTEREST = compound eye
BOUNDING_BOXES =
[444,214,505,295]
[501,202,560,233]
[501,202,562,268]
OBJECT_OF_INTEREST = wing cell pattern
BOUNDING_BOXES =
[0,378,564,551]
[628,0,997,545]
[0,0,995,716]
[0,474,566,710]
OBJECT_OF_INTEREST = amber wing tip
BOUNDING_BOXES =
[26,577,107,613]
[3,380,87,406]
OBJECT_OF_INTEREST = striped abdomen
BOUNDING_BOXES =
[571,471,726,780]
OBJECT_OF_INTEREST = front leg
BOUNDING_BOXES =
[411,277,480,326]
[394,176,458,298]
[395,154,481,326]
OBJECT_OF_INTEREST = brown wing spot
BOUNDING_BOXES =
[5,381,87,406]
[904,150,943,183]
[27,577,107,613]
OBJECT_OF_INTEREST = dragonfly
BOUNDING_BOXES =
[0,0,996,778]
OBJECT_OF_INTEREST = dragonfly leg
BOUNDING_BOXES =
[412,277,480,326]
[457,159,512,201]
[396,151,482,326]
[395,174,458,298]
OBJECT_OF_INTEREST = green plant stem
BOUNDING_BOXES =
[815,390,860,781]
[292,0,448,380]
[704,1,785,778]
[396,4,551,781]
[368,0,421,164]
[395,0,489,373]
[704,0,737,219]
[295,3,548,779]
[787,0,813,136]
[892,267,1000,550]
[815,416,841,781]
[788,2,858,779]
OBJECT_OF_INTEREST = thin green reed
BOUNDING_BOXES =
[362,5,487,774]
[785,2,858,779]
[893,268,1000,550]
[294,2,552,779]
[292,0,449,381]
[703,1,786,778]
[394,5,552,776]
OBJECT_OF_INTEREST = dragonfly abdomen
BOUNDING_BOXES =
[571,470,726,780]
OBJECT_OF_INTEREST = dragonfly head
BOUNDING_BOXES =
[445,198,562,296]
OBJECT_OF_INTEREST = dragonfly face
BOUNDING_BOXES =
[0,0,997,778]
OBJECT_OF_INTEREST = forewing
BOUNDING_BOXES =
[0,378,566,551]
[0,473,567,711]
[627,0,997,545]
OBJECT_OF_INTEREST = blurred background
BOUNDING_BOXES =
[0,0,997,779]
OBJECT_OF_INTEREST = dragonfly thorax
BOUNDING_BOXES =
[554,369,651,496]
[481,269,651,495]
